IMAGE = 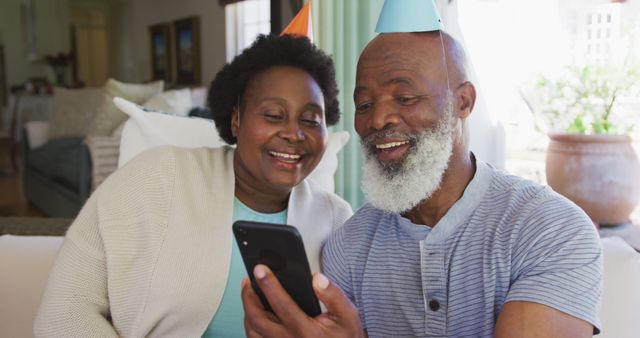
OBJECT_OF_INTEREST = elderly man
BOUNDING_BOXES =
[241,30,602,338]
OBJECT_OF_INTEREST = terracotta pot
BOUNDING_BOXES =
[546,133,640,225]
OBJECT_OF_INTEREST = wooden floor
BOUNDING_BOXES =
[0,139,45,217]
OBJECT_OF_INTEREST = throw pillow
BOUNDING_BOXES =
[87,79,164,137]
[114,97,225,167]
[143,89,193,116]
[48,87,104,140]
[113,97,350,193]
[105,78,165,102]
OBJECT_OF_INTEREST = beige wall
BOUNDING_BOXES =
[117,0,227,86]
[0,0,311,91]
[0,0,226,88]
[0,0,70,89]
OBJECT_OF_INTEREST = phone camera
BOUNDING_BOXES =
[237,228,248,240]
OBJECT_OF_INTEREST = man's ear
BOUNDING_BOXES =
[231,106,240,137]
[456,81,476,119]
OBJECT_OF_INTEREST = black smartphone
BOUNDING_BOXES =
[232,220,321,317]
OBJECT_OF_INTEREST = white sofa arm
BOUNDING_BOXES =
[24,121,50,149]
[600,236,640,338]
[0,235,64,338]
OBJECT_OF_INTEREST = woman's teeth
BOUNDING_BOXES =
[269,151,301,160]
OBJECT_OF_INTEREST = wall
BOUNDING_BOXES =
[0,0,70,89]
[0,0,70,131]
[0,0,288,92]
[116,0,227,86]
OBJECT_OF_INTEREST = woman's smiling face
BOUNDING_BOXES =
[232,65,328,195]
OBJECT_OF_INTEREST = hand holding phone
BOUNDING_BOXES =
[233,220,322,317]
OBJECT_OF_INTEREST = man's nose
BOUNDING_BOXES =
[370,102,401,131]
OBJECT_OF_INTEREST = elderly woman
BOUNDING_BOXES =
[34,34,352,338]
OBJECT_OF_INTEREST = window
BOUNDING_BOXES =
[458,0,639,153]
[580,4,622,65]
[225,0,271,62]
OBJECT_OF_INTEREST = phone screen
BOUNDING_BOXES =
[233,220,321,317]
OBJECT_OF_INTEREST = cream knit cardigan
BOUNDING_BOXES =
[34,146,353,338]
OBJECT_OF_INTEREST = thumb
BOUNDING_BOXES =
[312,273,361,325]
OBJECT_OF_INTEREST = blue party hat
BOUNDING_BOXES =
[375,0,444,33]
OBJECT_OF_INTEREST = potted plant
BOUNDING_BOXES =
[45,52,72,86]
[522,64,640,226]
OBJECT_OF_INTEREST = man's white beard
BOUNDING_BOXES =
[360,99,455,214]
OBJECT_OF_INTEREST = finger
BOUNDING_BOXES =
[245,320,265,338]
[242,277,265,312]
[241,276,289,338]
[246,328,266,338]
[242,278,260,337]
[253,264,312,330]
[244,321,261,338]
[312,273,362,327]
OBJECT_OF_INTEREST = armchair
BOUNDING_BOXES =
[21,122,91,217]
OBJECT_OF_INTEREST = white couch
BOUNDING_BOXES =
[1,235,638,337]
[0,235,64,338]
[6,96,639,337]
[1,94,352,337]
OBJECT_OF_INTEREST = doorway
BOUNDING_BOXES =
[70,8,109,87]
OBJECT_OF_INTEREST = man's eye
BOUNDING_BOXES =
[396,96,419,106]
[355,102,373,113]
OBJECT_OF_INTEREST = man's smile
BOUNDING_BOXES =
[371,137,413,162]
[376,140,410,149]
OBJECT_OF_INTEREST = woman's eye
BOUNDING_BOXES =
[301,113,322,127]
[263,112,284,121]
[302,119,321,127]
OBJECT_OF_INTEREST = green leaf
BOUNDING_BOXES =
[567,116,586,134]
[592,120,605,134]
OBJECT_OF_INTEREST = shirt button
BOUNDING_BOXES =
[429,300,440,311]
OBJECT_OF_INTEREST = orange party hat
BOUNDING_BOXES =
[281,1,313,43]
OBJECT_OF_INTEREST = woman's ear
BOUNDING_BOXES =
[231,106,240,137]
[456,81,476,119]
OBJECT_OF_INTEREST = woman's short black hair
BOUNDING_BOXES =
[208,34,340,145]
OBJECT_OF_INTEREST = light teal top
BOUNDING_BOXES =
[201,198,287,338]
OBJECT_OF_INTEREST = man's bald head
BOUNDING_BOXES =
[359,31,469,91]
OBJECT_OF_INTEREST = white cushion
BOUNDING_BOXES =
[114,97,349,193]
[115,97,226,167]
[190,86,208,108]
[307,130,350,192]
[599,236,640,338]
[0,235,64,338]
[143,89,193,117]
[24,121,50,149]
[87,79,164,137]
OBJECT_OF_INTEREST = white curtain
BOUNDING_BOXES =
[436,0,506,169]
